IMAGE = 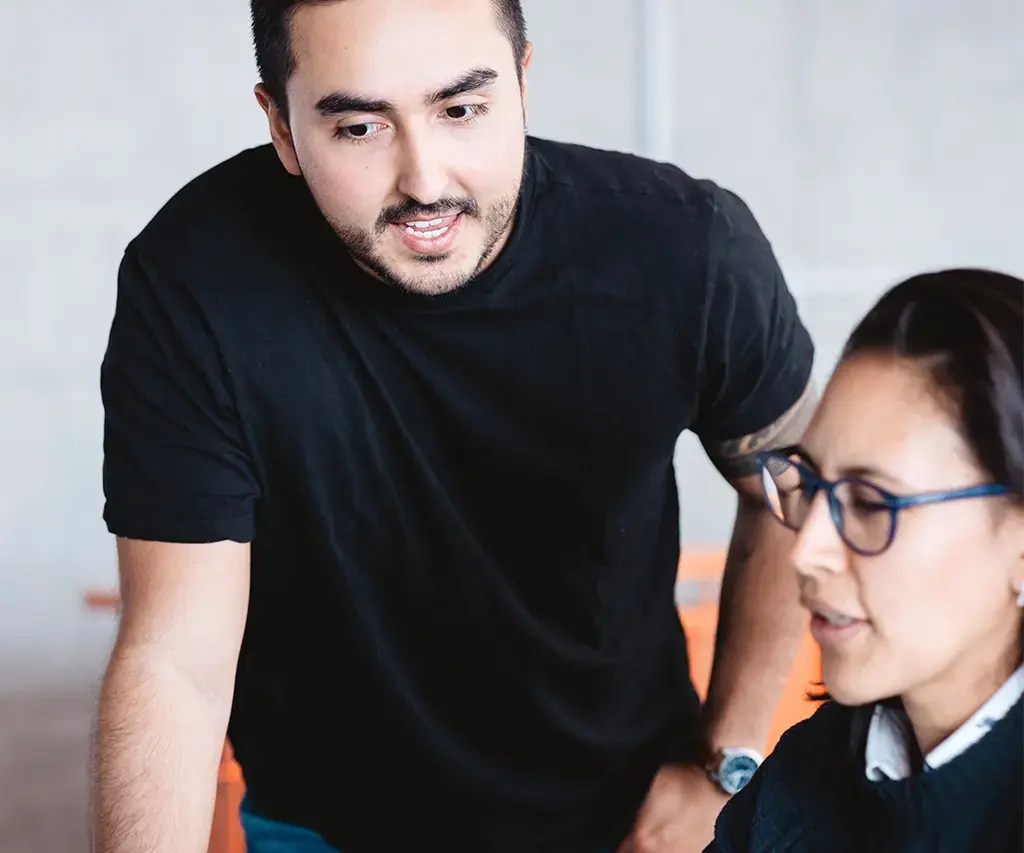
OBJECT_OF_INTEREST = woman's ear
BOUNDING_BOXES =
[1001,504,1024,606]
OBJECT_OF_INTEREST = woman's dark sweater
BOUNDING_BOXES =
[707,696,1023,853]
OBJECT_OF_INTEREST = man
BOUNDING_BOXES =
[91,1,817,851]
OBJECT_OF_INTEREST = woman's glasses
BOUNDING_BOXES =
[755,447,1009,556]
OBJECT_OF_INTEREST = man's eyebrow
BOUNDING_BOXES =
[314,67,499,119]
[426,67,499,105]
[315,92,395,118]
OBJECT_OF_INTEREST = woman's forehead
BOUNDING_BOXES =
[803,355,976,486]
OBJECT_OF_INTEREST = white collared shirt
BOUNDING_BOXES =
[864,665,1024,781]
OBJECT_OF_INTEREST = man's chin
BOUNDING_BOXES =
[394,267,478,297]
[364,253,480,297]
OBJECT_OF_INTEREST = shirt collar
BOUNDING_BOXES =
[865,665,1024,781]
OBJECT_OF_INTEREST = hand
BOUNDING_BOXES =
[617,764,729,853]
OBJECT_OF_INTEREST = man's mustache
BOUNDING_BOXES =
[377,197,479,231]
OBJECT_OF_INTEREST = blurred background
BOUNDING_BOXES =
[1,1,1021,849]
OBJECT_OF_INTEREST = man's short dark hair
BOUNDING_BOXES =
[250,0,527,116]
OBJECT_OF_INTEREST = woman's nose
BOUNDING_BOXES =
[791,491,847,579]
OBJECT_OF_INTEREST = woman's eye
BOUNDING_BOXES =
[852,498,887,512]
[849,488,889,512]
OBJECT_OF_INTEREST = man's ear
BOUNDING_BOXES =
[520,41,534,129]
[255,84,301,176]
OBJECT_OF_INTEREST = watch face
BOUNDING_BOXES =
[719,754,761,795]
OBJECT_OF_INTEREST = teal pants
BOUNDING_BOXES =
[240,798,615,852]
[240,798,339,852]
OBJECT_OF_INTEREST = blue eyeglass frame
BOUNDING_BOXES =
[754,447,1010,556]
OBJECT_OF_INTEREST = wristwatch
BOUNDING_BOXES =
[706,747,764,795]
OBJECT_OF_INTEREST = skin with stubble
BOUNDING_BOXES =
[259,0,533,296]
[90,3,532,852]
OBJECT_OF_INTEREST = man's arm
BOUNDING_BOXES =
[698,379,818,753]
[91,538,250,853]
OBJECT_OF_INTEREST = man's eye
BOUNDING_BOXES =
[444,104,488,122]
[336,122,386,142]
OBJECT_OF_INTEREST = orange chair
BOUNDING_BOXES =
[85,548,819,852]
[208,741,247,853]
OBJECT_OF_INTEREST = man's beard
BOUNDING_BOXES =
[326,165,525,297]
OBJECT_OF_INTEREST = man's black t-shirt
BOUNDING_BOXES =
[101,138,814,853]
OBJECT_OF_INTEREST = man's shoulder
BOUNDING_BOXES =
[115,144,320,340]
[526,137,764,281]
[128,143,302,270]
[529,136,729,217]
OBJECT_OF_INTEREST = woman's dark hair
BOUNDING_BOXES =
[808,267,1024,704]
[843,267,1024,502]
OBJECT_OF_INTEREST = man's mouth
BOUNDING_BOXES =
[390,212,463,256]
[396,214,459,240]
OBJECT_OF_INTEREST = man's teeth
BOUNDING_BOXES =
[402,217,452,239]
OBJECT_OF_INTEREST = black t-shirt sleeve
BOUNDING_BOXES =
[693,188,814,442]
[100,246,259,543]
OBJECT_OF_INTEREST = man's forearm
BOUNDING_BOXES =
[91,647,229,853]
[700,498,805,752]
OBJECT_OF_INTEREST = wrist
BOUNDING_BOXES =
[700,702,771,765]
[704,746,764,796]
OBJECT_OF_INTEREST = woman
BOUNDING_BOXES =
[707,268,1024,853]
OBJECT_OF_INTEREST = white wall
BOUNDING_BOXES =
[1,0,1021,676]
[2,1,266,679]
[667,0,1024,544]
[669,0,1024,287]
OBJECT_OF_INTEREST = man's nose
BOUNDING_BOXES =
[396,128,448,205]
